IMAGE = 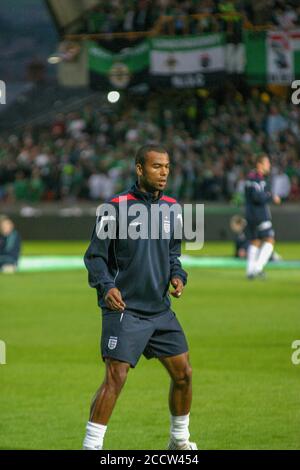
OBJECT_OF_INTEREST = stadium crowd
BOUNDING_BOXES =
[86,0,300,35]
[0,92,300,204]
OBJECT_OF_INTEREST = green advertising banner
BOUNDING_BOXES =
[149,33,226,88]
[88,30,300,89]
[244,29,300,84]
[88,40,150,89]
[87,33,226,90]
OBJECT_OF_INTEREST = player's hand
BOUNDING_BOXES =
[273,195,281,205]
[170,277,184,298]
[105,288,126,311]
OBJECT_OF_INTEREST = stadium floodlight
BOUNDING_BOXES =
[107,91,120,104]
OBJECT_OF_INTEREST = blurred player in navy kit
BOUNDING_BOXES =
[245,154,281,279]
[230,214,281,262]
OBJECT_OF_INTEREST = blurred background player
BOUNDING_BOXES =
[230,214,282,261]
[245,154,281,279]
[230,215,249,259]
[0,216,22,273]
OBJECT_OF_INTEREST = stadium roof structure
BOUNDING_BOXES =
[45,0,99,35]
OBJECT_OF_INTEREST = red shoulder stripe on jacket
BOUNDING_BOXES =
[110,193,138,203]
[160,195,177,203]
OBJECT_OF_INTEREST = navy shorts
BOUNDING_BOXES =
[246,220,275,241]
[100,309,189,368]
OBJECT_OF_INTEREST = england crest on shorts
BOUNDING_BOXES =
[108,336,118,350]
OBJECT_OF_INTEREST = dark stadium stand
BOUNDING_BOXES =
[0,90,299,204]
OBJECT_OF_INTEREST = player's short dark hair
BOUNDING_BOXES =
[135,144,169,167]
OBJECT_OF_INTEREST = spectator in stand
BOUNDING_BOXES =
[272,167,291,201]
[0,216,21,273]
[88,169,115,200]
[266,105,288,137]
[289,175,300,201]
[272,2,299,30]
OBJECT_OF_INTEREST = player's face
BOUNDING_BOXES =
[0,220,13,236]
[137,151,170,191]
[262,157,271,175]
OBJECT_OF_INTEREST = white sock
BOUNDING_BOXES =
[83,421,107,450]
[255,242,274,273]
[247,244,259,276]
[170,413,190,444]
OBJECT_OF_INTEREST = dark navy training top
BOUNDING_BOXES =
[84,182,187,317]
[244,170,272,225]
[0,229,21,265]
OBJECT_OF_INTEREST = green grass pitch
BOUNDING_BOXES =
[1,242,300,450]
